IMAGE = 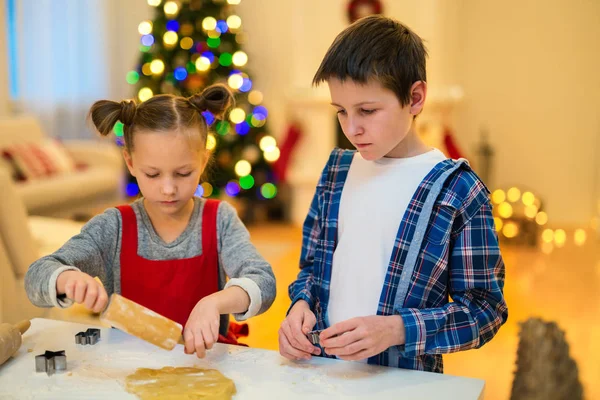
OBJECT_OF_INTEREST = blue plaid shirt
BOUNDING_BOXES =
[289,149,508,373]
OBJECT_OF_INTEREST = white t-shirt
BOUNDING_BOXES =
[327,149,447,334]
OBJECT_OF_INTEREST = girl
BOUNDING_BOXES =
[25,84,276,358]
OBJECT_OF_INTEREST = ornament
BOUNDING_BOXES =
[242,145,260,163]
[347,0,383,23]
[217,150,233,167]
[185,74,205,91]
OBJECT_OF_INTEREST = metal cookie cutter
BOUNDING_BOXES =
[75,328,101,345]
[35,350,67,375]
[306,329,323,346]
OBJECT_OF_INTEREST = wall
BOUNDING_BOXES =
[454,0,600,225]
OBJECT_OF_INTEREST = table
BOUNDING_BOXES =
[0,319,485,399]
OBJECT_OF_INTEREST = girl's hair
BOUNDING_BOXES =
[88,84,233,153]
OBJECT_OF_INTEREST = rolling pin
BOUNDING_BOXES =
[0,320,31,366]
[100,294,182,350]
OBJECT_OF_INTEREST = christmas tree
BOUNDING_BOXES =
[118,0,279,210]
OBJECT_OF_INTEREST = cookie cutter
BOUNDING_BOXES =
[35,350,67,375]
[306,329,323,346]
[75,328,101,345]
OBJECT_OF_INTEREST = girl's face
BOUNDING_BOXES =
[124,128,207,218]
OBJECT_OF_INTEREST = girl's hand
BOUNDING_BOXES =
[319,315,406,361]
[278,300,321,361]
[183,298,221,358]
[56,270,108,313]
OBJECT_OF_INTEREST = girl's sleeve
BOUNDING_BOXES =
[24,209,121,308]
[217,201,276,321]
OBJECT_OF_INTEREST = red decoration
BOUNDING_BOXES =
[347,0,383,23]
[443,127,464,160]
[272,123,302,183]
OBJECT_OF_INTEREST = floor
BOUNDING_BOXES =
[49,223,600,400]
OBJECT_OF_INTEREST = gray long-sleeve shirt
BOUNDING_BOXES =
[25,197,276,329]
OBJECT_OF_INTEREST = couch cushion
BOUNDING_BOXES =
[2,143,49,180]
[28,216,85,257]
[0,116,46,148]
[40,138,77,174]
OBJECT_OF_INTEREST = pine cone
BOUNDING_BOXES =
[510,318,584,400]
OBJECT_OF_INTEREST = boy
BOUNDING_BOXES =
[278,15,507,372]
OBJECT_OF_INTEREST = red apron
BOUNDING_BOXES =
[118,199,247,345]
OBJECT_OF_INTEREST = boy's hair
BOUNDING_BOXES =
[88,84,233,154]
[313,15,428,107]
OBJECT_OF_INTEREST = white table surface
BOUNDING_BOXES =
[0,319,485,399]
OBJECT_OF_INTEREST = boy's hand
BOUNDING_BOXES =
[56,270,108,313]
[320,315,406,361]
[183,298,221,358]
[278,300,321,361]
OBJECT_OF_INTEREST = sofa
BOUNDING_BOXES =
[0,167,88,324]
[0,115,124,218]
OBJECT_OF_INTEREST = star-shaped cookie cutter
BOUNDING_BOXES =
[35,350,67,375]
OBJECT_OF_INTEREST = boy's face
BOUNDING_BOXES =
[328,78,424,160]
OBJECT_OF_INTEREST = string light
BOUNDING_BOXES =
[201,182,213,197]
[234,160,252,177]
[522,191,535,206]
[138,21,153,35]
[493,217,503,232]
[225,181,241,196]
[126,71,139,84]
[195,56,211,72]
[126,183,140,197]
[180,37,194,50]
[142,63,152,76]
[207,37,221,48]
[113,122,124,137]
[235,32,248,44]
[216,20,228,34]
[163,31,178,47]
[264,147,280,162]
[150,59,165,75]
[260,183,277,199]
[507,187,521,202]
[535,211,548,225]
[554,229,566,247]
[147,0,161,6]
[248,90,263,105]
[239,175,254,189]
[138,87,153,102]
[232,51,248,66]
[574,229,587,246]
[219,53,232,66]
[498,202,513,219]
[202,17,217,31]
[542,229,554,243]
[239,78,252,92]
[141,35,155,47]
[226,15,242,30]
[228,74,243,89]
[259,136,276,152]
[229,108,246,124]
[227,0,241,4]
[164,1,179,17]
[524,205,538,219]
[502,222,519,238]
[206,134,217,151]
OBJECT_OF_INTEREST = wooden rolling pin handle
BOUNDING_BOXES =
[15,320,31,335]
